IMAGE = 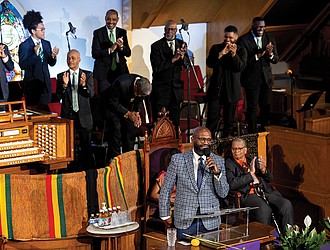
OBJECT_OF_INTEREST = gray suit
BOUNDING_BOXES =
[159,150,229,230]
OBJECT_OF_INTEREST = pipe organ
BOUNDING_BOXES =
[0,101,74,174]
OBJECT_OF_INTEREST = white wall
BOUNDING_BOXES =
[13,0,122,76]
[131,23,207,81]
[12,0,207,82]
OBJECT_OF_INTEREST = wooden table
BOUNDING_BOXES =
[144,222,276,249]
[86,222,139,250]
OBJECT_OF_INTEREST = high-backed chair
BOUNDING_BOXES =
[143,110,182,233]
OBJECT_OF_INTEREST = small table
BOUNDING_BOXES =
[86,222,139,250]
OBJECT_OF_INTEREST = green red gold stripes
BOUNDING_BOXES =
[0,174,13,239]
[104,166,113,208]
[114,156,128,210]
[46,174,67,238]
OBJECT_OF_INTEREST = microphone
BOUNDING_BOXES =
[180,18,189,31]
[66,22,77,38]
[202,148,214,173]
[203,148,211,158]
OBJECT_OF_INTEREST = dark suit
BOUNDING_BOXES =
[159,150,229,240]
[104,74,151,160]
[0,44,14,110]
[57,69,95,170]
[206,42,247,137]
[92,26,131,94]
[19,37,56,107]
[150,37,185,127]
[237,31,279,133]
[225,156,293,232]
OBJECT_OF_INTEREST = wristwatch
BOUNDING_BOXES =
[124,112,129,119]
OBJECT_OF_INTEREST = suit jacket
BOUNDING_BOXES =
[19,37,56,94]
[150,37,185,104]
[159,150,229,230]
[56,69,95,130]
[237,31,279,89]
[206,42,247,102]
[225,156,274,203]
[92,26,131,81]
[0,44,14,100]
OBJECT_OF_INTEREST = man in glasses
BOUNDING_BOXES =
[225,138,293,233]
[150,20,186,130]
[104,74,152,163]
[19,10,59,111]
[159,126,229,241]
[237,17,279,134]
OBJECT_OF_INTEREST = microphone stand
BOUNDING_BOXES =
[290,74,296,118]
[66,31,71,51]
[179,27,192,142]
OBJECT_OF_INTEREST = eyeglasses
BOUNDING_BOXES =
[231,147,245,151]
[165,28,177,31]
[196,137,213,143]
[36,28,46,31]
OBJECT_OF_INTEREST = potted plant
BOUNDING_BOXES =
[280,215,326,250]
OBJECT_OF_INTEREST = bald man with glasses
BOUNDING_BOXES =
[150,19,187,129]
[225,138,293,233]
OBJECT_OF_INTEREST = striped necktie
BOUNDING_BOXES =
[37,41,44,62]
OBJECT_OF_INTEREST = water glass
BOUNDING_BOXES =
[166,227,177,246]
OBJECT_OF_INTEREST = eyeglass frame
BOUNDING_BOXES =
[195,137,213,143]
[231,147,246,151]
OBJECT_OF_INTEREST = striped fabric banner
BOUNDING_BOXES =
[46,174,67,238]
[104,165,113,208]
[0,174,13,239]
[114,156,129,210]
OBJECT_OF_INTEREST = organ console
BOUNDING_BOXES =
[0,101,74,174]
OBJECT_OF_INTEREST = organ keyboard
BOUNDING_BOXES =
[0,101,74,173]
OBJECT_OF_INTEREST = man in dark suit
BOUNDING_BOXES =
[103,74,152,162]
[206,25,247,138]
[57,49,95,171]
[91,9,131,95]
[159,126,229,241]
[225,138,293,233]
[238,17,279,133]
[19,10,59,110]
[150,20,186,128]
[0,43,14,111]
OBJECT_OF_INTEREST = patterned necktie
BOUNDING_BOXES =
[37,41,44,62]
[109,30,117,71]
[72,72,79,112]
[197,157,204,189]
[169,41,175,55]
[257,37,262,49]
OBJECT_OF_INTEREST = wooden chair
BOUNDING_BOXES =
[143,109,182,233]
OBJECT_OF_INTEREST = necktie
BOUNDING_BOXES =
[72,72,79,112]
[257,37,262,49]
[37,41,44,62]
[109,30,117,71]
[197,157,204,189]
[169,41,175,55]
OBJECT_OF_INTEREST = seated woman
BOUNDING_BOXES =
[150,148,181,203]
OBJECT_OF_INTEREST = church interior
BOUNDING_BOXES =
[0,0,330,249]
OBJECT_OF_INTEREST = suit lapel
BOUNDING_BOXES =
[185,150,199,192]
